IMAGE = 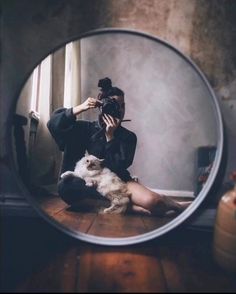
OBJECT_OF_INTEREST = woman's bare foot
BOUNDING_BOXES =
[129,204,152,215]
[150,195,192,217]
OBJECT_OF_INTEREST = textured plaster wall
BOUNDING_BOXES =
[1,0,236,196]
[80,33,217,190]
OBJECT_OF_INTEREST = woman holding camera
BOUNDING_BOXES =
[47,78,189,216]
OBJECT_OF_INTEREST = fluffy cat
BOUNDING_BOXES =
[60,154,131,214]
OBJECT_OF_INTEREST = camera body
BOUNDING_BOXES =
[99,96,122,119]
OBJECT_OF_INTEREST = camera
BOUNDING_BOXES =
[99,96,122,119]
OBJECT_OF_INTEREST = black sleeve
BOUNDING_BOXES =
[104,132,137,172]
[47,107,77,151]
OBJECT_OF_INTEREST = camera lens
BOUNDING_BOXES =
[100,97,121,119]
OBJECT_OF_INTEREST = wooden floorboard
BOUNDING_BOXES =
[52,209,97,234]
[142,215,174,231]
[2,218,236,293]
[159,244,236,293]
[87,213,148,238]
[78,244,167,293]
[17,246,79,293]
[156,230,236,293]
[35,196,179,237]
[158,246,188,292]
[36,195,69,215]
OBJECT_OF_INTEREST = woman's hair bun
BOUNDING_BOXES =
[98,77,112,91]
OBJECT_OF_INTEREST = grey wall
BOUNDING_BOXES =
[1,0,236,198]
[80,33,217,190]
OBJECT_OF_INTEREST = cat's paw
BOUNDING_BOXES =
[102,205,126,214]
[101,207,111,214]
[98,207,107,214]
[60,171,73,179]
[85,180,97,188]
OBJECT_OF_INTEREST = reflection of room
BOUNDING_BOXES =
[13,41,188,237]
[11,31,221,237]
[15,34,217,197]
[13,31,219,238]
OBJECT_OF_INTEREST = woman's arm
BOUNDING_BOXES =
[47,107,76,151]
[72,97,102,115]
[101,114,137,172]
[47,98,101,151]
[104,132,137,172]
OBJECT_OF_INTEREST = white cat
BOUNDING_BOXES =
[60,154,131,214]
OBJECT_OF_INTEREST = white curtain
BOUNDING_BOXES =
[15,41,82,193]
[29,55,54,186]
[64,41,81,108]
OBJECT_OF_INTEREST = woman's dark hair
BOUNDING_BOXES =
[98,77,124,99]
[98,77,112,92]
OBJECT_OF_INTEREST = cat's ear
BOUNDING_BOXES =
[85,150,90,157]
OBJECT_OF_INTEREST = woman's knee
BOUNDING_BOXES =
[57,176,86,205]
[141,192,162,210]
[58,178,72,204]
[58,178,69,198]
[57,176,102,205]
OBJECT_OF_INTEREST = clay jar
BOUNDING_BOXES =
[213,180,236,272]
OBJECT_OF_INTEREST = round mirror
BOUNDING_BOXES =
[12,29,223,245]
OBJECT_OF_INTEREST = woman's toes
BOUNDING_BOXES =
[177,201,192,210]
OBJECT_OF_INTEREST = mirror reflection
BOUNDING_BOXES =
[13,32,218,238]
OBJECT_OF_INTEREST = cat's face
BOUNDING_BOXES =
[81,155,104,171]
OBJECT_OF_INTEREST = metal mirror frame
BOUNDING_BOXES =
[9,28,223,246]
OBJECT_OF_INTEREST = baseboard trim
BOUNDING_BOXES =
[147,188,195,198]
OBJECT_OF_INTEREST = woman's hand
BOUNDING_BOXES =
[73,97,102,115]
[102,114,121,142]
[81,97,102,111]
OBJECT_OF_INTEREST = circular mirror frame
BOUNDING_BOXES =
[10,28,223,246]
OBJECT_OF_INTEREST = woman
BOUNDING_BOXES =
[47,78,190,216]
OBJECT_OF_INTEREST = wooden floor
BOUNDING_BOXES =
[1,216,236,292]
[36,195,178,238]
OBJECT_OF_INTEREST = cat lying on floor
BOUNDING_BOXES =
[61,154,130,214]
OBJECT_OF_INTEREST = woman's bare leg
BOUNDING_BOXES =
[127,181,191,216]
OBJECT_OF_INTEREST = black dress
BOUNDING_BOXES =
[47,107,137,205]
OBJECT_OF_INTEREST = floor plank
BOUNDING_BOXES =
[52,209,97,234]
[78,244,167,293]
[158,247,188,292]
[142,215,174,231]
[2,218,236,293]
[0,217,79,292]
[17,246,79,293]
[35,196,181,237]
[37,195,69,215]
[158,232,236,293]
[87,213,147,237]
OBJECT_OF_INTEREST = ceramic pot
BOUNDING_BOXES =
[213,184,236,272]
